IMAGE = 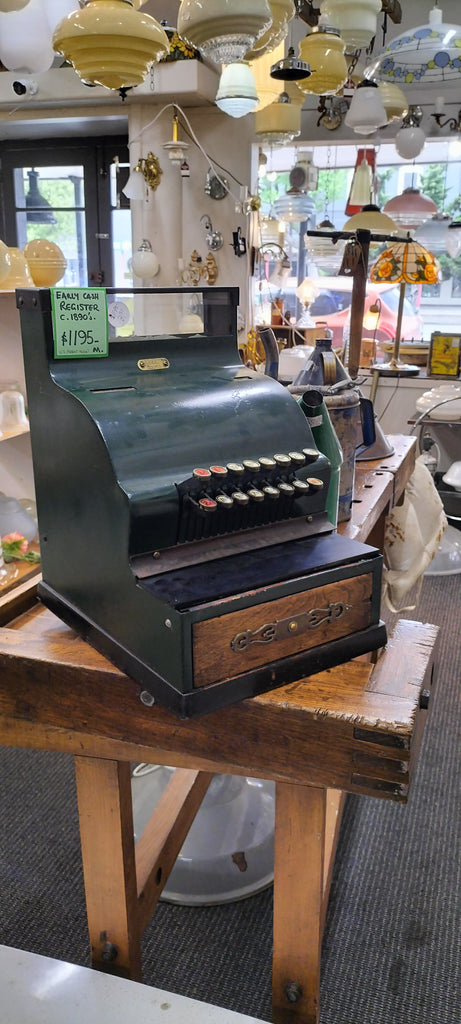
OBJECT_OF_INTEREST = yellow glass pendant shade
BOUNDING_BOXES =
[254,94,301,143]
[0,248,33,289]
[0,240,11,285]
[245,0,295,60]
[178,0,272,65]
[52,0,169,91]
[298,24,347,96]
[23,239,67,287]
[377,82,408,122]
[251,43,284,112]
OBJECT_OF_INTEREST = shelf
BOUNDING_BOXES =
[0,424,29,441]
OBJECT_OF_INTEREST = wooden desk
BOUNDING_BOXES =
[0,435,437,1024]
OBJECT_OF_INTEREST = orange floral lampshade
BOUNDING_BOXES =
[369,239,440,287]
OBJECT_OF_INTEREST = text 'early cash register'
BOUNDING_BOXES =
[18,287,386,717]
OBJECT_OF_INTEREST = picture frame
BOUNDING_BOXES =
[428,332,461,377]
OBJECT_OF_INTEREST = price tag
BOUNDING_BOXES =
[50,287,109,358]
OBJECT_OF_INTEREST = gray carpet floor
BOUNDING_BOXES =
[0,572,459,1023]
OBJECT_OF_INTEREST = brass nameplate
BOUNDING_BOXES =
[231,601,352,653]
[137,357,170,371]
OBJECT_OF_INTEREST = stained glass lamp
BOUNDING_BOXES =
[369,239,441,375]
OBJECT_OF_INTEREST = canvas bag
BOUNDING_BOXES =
[383,456,447,612]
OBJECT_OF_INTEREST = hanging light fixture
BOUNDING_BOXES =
[394,106,426,160]
[177,0,273,66]
[0,0,56,73]
[52,0,169,90]
[273,188,315,223]
[162,112,190,164]
[446,221,461,258]
[344,80,388,136]
[414,213,452,254]
[270,46,311,82]
[366,5,461,91]
[254,91,301,144]
[251,43,284,111]
[383,188,438,232]
[345,149,374,216]
[297,16,348,97]
[343,204,398,238]
[369,239,440,374]
[25,169,57,224]
[377,82,408,123]
[215,62,258,118]
[245,0,295,60]
[319,0,381,50]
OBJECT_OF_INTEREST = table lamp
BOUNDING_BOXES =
[369,237,440,376]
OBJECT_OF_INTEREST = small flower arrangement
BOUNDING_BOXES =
[1,532,40,564]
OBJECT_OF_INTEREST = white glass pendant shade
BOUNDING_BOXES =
[320,0,380,50]
[344,81,388,135]
[305,220,346,271]
[245,0,295,60]
[251,43,284,112]
[414,214,451,254]
[446,222,461,259]
[343,204,398,235]
[383,188,437,231]
[297,21,347,96]
[52,0,170,90]
[177,0,272,66]
[122,168,146,201]
[0,241,11,284]
[254,94,301,143]
[377,82,408,122]
[215,62,258,118]
[366,5,461,89]
[23,238,67,285]
[0,247,33,289]
[395,124,426,159]
[131,241,160,279]
[0,0,55,72]
[273,188,315,223]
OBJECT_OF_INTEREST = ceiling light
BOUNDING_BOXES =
[394,106,426,159]
[319,0,381,50]
[177,0,273,66]
[245,0,295,60]
[250,43,285,111]
[366,4,461,91]
[377,82,408,123]
[304,220,347,271]
[414,213,452,254]
[270,46,311,81]
[273,187,315,223]
[446,222,461,258]
[130,239,160,280]
[344,80,388,136]
[52,0,170,90]
[297,17,348,96]
[25,169,57,224]
[343,204,398,237]
[215,62,258,118]
[254,91,301,144]
[383,188,438,232]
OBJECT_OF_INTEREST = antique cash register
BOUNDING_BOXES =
[18,286,386,717]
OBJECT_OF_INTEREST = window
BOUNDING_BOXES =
[0,136,131,289]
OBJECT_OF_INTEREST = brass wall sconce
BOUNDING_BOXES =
[181,250,218,286]
[431,107,461,133]
[134,152,163,191]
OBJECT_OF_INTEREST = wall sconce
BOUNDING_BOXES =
[125,153,162,196]
[180,250,218,286]
[130,240,160,280]
[200,214,224,250]
[163,113,190,164]
[431,99,461,134]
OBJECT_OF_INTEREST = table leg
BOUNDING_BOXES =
[272,783,327,1024]
[74,755,142,981]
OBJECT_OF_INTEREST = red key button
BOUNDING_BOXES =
[193,468,211,479]
[199,497,217,512]
[210,465,228,477]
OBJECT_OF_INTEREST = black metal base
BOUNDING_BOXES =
[38,581,387,719]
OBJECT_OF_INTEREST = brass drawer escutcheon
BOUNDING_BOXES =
[231,601,352,653]
[137,357,170,371]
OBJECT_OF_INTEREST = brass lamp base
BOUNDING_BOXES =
[370,359,419,377]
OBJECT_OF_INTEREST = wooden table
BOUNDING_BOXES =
[0,435,438,1024]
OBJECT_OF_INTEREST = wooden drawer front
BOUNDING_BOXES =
[192,572,373,688]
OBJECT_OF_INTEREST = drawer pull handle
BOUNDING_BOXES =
[231,601,352,652]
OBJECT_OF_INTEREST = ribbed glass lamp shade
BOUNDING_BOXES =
[366,4,461,88]
[215,62,258,118]
[446,222,461,259]
[414,214,451,254]
[377,82,408,122]
[297,22,347,96]
[23,238,67,286]
[304,220,346,270]
[52,0,170,90]
[343,204,398,236]
[320,0,380,50]
[383,188,437,231]
[344,80,388,135]
[177,0,272,66]
[254,93,301,143]
[369,239,440,287]
[394,124,426,160]
[0,241,11,284]
[245,0,295,61]
[273,187,315,223]
[251,43,284,111]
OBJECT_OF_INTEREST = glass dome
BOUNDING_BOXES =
[365,5,461,88]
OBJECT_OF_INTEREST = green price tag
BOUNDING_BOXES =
[50,287,109,358]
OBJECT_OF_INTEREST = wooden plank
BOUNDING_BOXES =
[135,768,213,932]
[272,783,326,1024]
[74,757,141,980]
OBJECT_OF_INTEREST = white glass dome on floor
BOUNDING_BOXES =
[132,766,275,905]
[424,524,461,576]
